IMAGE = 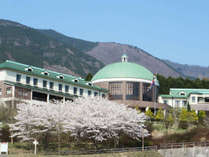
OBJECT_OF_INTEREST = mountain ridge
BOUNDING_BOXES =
[0,19,208,79]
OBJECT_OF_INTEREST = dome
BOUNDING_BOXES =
[92,61,155,83]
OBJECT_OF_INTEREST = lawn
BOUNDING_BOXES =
[8,151,163,157]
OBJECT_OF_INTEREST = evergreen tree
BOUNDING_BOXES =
[85,73,93,81]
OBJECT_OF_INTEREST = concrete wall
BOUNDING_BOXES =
[159,146,209,157]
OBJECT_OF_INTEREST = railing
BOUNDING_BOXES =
[8,141,209,155]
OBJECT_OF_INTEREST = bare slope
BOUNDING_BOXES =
[86,42,181,78]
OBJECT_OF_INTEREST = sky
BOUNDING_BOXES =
[0,0,209,66]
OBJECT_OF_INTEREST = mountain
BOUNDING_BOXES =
[0,19,104,77]
[164,60,209,79]
[0,19,208,79]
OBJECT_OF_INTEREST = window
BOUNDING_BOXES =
[57,75,64,79]
[49,82,54,90]
[65,85,69,93]
[109,82,122,100]
[192,96,196,103]
[80,88,84,96]
[42,71,49,76]
[26,76,30,84]
[175,100,180,107]
[163,100,168,105]
[74,79,78,83]
[180,92,185,96]
[94,92,98,97]
[0,88,2,96]
[88,90,91,96]
[25,67,33,72]
[73,87,77,95]
[182,100,187,107]
[6,87,11,95]
[43,80,47,88]
[16,74,21,82]
[126,82,139,100]
[33,78,38,86]
[59,84,62,91]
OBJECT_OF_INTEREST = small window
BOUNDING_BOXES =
[80,88,84,96]
[163,100,168,105]
[57,75,64,79]
[73,87,77,95]
[33,78,38,86]
[59,84,62,91]
[180,92,185,96]
[49,82,54,90]
[26,76,30,84]
[43,80,47,88]
[42,71,49,76]
[88,90,91,96]
[65,85,69,93]
[192,96,196,103]
[25,67,33,72]
[102,94,106,98]
[0,88,2,96]
[175,100,180,107]
[16,74,21,82]
[73,79,79,83]
[87,82,92,86]
[6,87,11,95]
[94,92,98,97]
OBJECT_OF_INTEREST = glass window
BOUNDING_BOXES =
[33,78,38,86]
[80,88,84,96]
[0,88,2,96]
[88,90,91,96]
[59,84,62,91]
[126,82,139,100]
[94,92,98,97]
[192,96,196,103]
[26,76,30,84]
[73,87,77,95]
[43,80,47,88]
[6,87,11,95]
[65,85,69,93]
[49,82,54,90]
[16,74,21,82]
[163,100,168,105]
[175,100,180,107]
[109,82,122,100]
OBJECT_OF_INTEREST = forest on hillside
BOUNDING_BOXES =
[157,74,209,94]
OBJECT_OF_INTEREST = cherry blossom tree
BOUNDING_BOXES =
[10,97,148,148]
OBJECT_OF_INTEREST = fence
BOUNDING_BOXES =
[8,141,209,155]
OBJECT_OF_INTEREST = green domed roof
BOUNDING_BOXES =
[92,61,154,82]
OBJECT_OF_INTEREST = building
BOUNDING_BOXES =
[92,54,169,111]
[0,60,107,107]
[158,88,209,111]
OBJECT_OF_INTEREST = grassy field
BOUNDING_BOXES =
[7,151,163,157]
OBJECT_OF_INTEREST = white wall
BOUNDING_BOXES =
[0,70,7,81]
[158,96,187,108]
[3,70,105,98]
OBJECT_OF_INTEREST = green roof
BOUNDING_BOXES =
[92,62,155,82]
[170,88,209,97]
[160,94,187,99]
[0,60,107,92]
[160,88,209,99]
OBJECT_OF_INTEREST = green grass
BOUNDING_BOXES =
[8,151,163,157]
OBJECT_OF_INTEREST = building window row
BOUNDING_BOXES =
[16,74,101,97]
[0,87,12,96]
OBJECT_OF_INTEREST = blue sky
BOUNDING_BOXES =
[1,0,209,66]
